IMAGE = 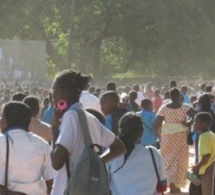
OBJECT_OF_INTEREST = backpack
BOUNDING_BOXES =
[64,109,109,195]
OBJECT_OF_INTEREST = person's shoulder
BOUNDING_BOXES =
[28,132,50,146]
[200,131,215,141]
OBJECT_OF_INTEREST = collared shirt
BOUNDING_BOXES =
[107,145,167,195]
[0,130,53,195]
[51,103,116,195]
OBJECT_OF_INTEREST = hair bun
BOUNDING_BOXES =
[73,73,89,91]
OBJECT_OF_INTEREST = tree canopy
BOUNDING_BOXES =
[1,0,215,81]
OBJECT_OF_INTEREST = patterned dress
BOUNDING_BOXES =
[157,104,191,187]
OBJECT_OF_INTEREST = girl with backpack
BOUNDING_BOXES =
[50,70,126,195]
[107,112,167,195]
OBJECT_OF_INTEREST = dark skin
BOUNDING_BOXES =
[192,119,211,173]
[154,95,197,138]
[51,83,126,171]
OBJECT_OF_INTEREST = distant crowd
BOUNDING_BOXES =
[0,73,214,195]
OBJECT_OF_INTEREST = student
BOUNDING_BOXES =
[107,112,167,195]
[127,90,140,112]
[139,99,157,147]
[0,101,53,194]
[23,95,52,143]
[50,70,126,195]
[42,93,55,125]
[100,90,127,135]
[192,112,215,195]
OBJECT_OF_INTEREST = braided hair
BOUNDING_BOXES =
[114,112,143,173]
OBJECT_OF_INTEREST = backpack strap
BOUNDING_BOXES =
[65,109,93,179]
[149,147,164,195]
[74,109,93,147]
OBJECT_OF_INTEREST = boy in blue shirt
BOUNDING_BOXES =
[100,91,127,135]
[139,98,157,147]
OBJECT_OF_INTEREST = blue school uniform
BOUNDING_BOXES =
[42,105,54,125]
[139,110,157,147]
[105,114,113,131]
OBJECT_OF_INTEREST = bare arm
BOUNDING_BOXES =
[46,179,53,194]
[192,154,210,173]
[51,144,68,170]
[100,137,126,163]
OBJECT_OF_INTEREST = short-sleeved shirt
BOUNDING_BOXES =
[139,110,157,146]
[107,145,167,195]
[51,103,116,195]
[199,131,215,175]
[0,130,53,195]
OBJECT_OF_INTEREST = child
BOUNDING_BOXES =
[139,99,158,147]
[100,91,127,135]
[192,112,215,195]
[107,112,167,195]
[127,90,140,112]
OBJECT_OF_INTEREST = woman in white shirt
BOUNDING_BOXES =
[107,112,167,195]
[0,101,53,195]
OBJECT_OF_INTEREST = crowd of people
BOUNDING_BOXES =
[0,70,214,195]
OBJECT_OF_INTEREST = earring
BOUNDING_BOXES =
[57,100,68,111]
